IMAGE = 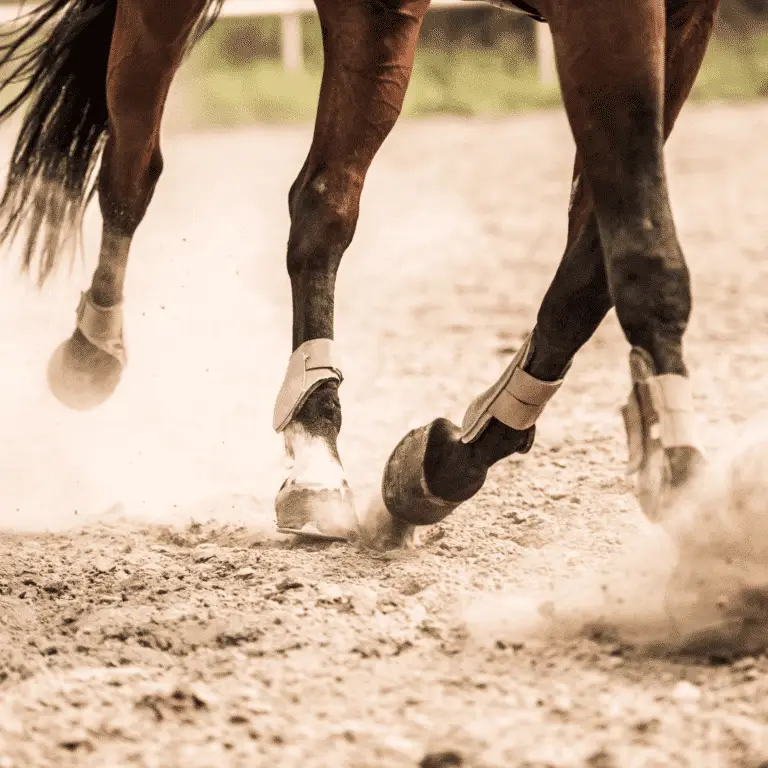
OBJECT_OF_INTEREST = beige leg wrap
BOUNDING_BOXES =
[460,334,569,443]
[76,290,126,367]
[622,348,702,522]
[273,339,343,433]
[623,372,700,475]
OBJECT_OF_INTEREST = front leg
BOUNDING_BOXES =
[272,0,429,541]
[377,0,719,537]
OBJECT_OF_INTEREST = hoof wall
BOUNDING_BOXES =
[382,422,461,526]
[275,481,357,541]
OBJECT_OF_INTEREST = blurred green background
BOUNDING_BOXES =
[174,0,768,128]
[1,0,767,128]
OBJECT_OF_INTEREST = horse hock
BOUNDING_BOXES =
[273,338,357,540]
[382,333,568,526]
[47,290,127,411]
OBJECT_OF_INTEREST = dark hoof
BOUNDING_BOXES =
[47,329,125,411]
[275,479,357,541]
[382,421,463,526]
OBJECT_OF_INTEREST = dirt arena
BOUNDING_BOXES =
[2,100,768,767]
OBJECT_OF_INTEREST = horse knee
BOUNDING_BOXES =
[287,172,359,280]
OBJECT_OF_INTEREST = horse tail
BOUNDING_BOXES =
[0,0,224,285]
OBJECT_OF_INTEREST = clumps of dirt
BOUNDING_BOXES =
[135,684,212,723]
[460,424,768,662]
[420,751,464,768]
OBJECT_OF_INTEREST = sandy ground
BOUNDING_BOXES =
[2,100,768,767]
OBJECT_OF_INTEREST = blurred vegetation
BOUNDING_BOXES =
[176,0,768,128]
[176,9,562,127]
[0,0,767,128]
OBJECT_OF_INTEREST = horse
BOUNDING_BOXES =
[0,0,718,549]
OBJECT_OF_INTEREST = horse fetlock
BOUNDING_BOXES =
[273,339,343,433]
[76,289,126,365]
[622,346,704,522]
[460,333,569,444]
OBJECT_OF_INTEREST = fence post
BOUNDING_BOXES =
[280,12,304,72]
[535,22,557,86]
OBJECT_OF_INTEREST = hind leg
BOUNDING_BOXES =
[271,0,428,541]
[530,0,720,520]
[48,0,207,410]
[541,0,718,520]
[373,0,719,544]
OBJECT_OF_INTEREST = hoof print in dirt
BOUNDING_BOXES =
[420,751,463,768]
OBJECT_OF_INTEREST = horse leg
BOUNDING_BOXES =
[539,0,716,521]
[271,0,429,540]
[370,157,607,546]
[527,0,719,523]
[47,0,210,410]
[371,0,719,545]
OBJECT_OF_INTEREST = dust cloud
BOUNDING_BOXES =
[0,135,296,535]
[461,419,768,660]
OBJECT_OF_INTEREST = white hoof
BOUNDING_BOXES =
[275,423,357,541]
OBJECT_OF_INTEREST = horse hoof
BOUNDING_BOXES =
[47,330,124,411]
[381,422,463,526]
[275,479,358,541]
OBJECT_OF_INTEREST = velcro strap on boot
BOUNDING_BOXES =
[460,335,568,443]
[623,373,699,475]
[645,374,698,449]
[273,338,342,433]
[76,290,126,366]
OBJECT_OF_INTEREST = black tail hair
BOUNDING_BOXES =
[0,0,224,285]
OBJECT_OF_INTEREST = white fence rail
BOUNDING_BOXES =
[0,0,558,85]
